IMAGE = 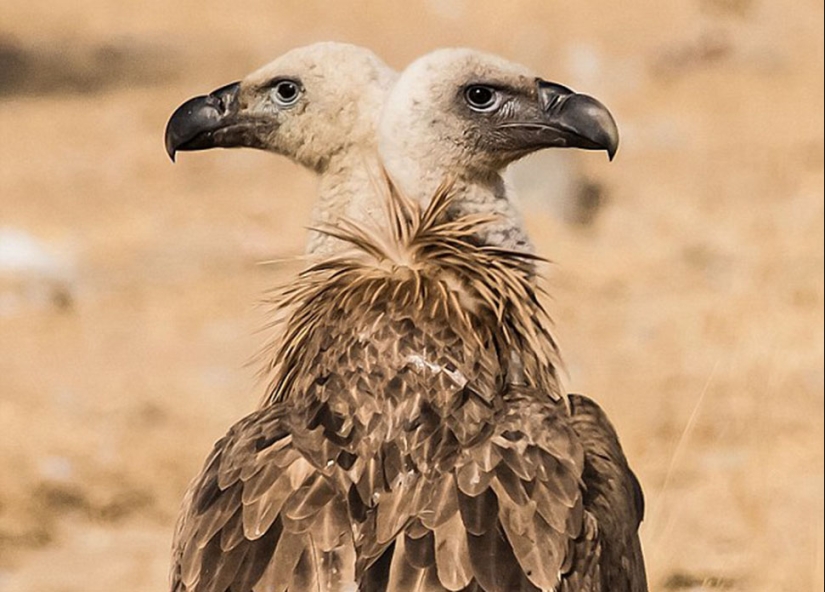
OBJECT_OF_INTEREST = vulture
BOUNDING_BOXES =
[165,42,397,255]
[164,45,647,591]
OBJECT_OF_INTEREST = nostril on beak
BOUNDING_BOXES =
[210,82,241,115]
[536,79,576,113]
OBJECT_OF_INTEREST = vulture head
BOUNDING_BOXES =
[379,48,619,187]
[165,42,396,172]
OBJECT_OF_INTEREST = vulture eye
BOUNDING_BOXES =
[271,80,302,107]
[465,85,499,112]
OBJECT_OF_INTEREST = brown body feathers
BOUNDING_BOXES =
[170,179,644,592]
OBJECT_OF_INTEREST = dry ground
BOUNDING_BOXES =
[0,1,822,590]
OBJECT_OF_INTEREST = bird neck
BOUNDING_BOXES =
[383,155,534,253]
[449,174,534,254]
[307,150,387,256]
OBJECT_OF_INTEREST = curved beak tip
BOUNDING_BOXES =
[575,96,620,161]
[164,109,191,163]
[607,136,619,161]
[603,117,619,161]
[165,140,177,163]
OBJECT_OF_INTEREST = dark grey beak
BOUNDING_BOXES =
[535,79,619,160]
[165,82,246,162]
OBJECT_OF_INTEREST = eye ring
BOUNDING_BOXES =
[464,85,499,112]
[271,79,302,107]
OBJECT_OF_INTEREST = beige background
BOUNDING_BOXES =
[0,1,822,590]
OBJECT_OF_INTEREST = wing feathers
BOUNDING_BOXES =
[457,487,498,536]
[252,524,303,592]
[433,512,473,591]
[170,408,356,592]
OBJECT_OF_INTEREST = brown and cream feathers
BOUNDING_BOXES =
[170,178,613,591]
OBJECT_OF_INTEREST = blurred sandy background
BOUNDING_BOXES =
[0,0,822,590]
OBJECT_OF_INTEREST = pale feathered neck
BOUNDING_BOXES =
[380,150,534,254]
[306,150,387,256]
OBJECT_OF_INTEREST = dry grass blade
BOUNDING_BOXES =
[647,361,719,554]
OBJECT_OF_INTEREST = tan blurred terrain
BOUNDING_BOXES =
[0,1,822,590]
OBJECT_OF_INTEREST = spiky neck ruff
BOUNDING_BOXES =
[380,155,535,255]
[263,177,560,420]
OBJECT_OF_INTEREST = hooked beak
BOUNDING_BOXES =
[510,79,619,160]
[165,82,267,162]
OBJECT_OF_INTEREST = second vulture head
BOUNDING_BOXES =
[379,48,619,183]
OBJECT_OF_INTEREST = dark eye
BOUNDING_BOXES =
[272,80,302,106]
[465,85,499,111]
